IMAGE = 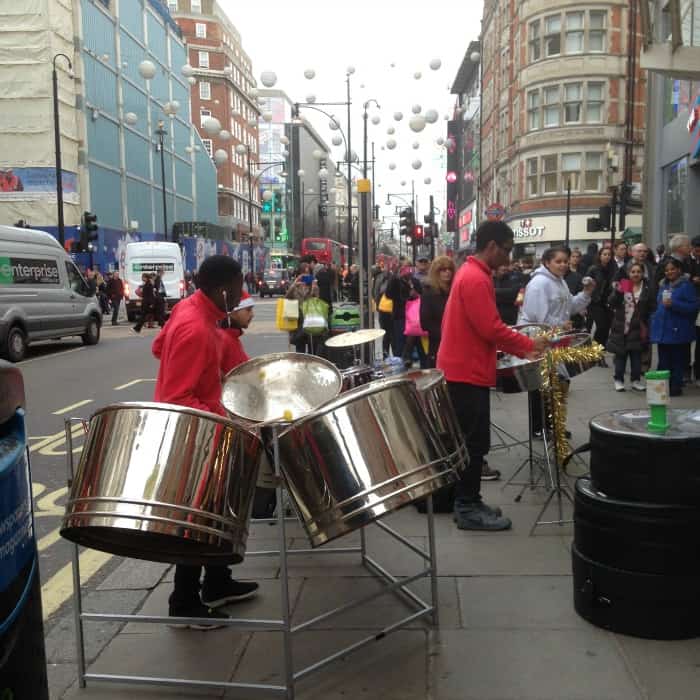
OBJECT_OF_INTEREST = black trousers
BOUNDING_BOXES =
[447,382,490,504]
[378,311,393,356]
[171,564,230,608]
[589,304,612,347]
[110,298,120,325]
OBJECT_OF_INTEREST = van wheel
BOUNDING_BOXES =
[3,326,27,362]
[82,317,101,346]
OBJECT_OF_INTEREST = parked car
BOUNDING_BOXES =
[258,269,290,297]
[0,225,101,361]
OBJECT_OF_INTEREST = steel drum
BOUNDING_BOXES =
[277,377,457,547]
[222,352,342,425]
[340,364,375,392]
[554,331,595,379]
[495,323,550,393]
[406,369,467,472]
[60,402,262,565]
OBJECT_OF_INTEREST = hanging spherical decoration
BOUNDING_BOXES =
[249,87,259,98]
[138,60,157,79]
[371,115,381,125]
[411,159,422,170]
[387,126,395,135]
[401,180,407,186]
[329,118,341,131]
[282,149,289,157]
[424,177,432,185]
[360,83,365,89]
[218,129,231,141]
[181,63,194,77]
[257,97,266,106]
[260,71,277,88]
[202,117,222,137]
[187,76,197,86]
[213,149,228,166]
[424,109,439,124]
[312,149,324,160]
[248,118,258,128]
[332,135,343,146]
[386,138,397,150]
[304,68,316,79]
[412,104,421,114]
[412,141,420,149]
[262,189,273,201]
[429,58,442,71]
[280,135,289,145]
[388,162,396,170]
[436,136,445,146]
[390,62,396,68]
[344,149,359,163]
[185,146,193,154]
[409,114,426,133]
[318,167,329,179]
[262,111,273,122]
[393,111,403,121]
[124,112,138,126]
[346,65,356,74]
[306,94,316,104]
[235,143,248,155]
[297,169,305,176]
[414,71,422,80]
[444,114,449,120]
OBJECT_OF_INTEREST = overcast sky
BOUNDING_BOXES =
[219,0,483,227]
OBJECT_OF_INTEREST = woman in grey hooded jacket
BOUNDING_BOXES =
[518,247,594,436]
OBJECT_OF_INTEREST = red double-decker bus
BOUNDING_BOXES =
[301,237,348,267]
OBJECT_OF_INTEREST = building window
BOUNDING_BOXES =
[564,83,582,123]
[561,152,581,190]
[191,0,201,12]
[664,156,688,234]
[167,0,178,11]
[198,51,209,68]
[541,155,558,194]
[202,139,212,157]
[195,22,206,38]
[527,90,540,130]
[512,95,520,137]
[544,15,561,57]
[529,20,541,61]
[565,12,584,53]
[586,82,604,122]
[589,10,607,52]
[500,48,509,87]
[200,109,211,127]
[199,81,211,100]
[527,158,538,196]
[584,153,603,191]
[499,107,509,150]
[543,86,560,127]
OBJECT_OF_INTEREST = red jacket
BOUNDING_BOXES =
[218,326,250,375]
[152,290,227,416]
[437,256,534,386]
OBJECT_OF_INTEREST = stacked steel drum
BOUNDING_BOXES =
[572,409,700,639]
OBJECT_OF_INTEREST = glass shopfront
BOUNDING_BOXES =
[664,156,688,235]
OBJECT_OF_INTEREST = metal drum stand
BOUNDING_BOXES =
[63,418,440,700]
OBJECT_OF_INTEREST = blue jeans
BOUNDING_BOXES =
[657,343,686,393]
[614,351,641,382]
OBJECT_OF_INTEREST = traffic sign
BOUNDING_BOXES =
[485,202,506,221]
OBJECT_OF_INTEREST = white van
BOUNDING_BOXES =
[0,225,102,361]
[122,242,185,321]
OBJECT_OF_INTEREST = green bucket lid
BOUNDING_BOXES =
[645,370,670,380]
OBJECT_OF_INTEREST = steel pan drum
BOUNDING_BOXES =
[60,402,262,565]
[222,353,342,424]
[554,332,595,379]
[340,364,375,392]
[277,378,457,547]
[495,323,550,393]
[406,369,467,472]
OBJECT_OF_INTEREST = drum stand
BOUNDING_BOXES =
[64,419,440,700]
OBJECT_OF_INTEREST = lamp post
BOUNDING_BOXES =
[362,99,380,179]
[155,120,168,241]
[52,53,72,247]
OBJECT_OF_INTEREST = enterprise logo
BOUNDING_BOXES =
[0,257,60,285]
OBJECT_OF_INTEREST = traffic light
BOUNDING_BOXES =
[586,218,602,233]
[274,191,283,213]
[413,224,424,241]
[399,207,414,238]
[80,211,98,251]
[598,205,611,231]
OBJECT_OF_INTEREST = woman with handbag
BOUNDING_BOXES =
[420,256,455,368]
[285,272,319,354]
[374,265,394,357]
[607,263,654,392]
[386,266,422,358]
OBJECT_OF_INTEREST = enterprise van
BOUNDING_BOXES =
[122,242,185,321]
[0,225,102,362]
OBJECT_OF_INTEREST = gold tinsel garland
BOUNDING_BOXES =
[539,339,605,463]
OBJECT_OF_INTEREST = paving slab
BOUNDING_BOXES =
[97,558,170,591]
[48,662,80,700]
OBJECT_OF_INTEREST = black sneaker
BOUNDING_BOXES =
[453,505,512,531]
[454,501,502,519]
[481,463,501,481]
[201,579,259,608]
[168,602,228,630]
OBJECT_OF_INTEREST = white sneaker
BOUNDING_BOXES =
[614,380,625,392]
[631,380,646,392]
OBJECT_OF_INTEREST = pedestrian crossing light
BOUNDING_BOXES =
[413,224,424,241]
[80,211,98,251]
[399,207,414,239]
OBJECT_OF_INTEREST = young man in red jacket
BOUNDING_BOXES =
[218,291,254,371]
[152,255,259,628]
[437,222,548,531]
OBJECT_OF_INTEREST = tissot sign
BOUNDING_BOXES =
[513,218,545,239]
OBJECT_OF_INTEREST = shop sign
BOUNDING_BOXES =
[513,218,545,239]
[688,94,700,159]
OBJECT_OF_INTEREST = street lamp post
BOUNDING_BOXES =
[155,120,168,241]
[52,53,72,247]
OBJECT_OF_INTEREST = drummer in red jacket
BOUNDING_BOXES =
[218,291,255,371]
[437,222,548,531]
[152,255,259,628]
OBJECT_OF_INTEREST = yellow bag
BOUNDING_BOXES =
[276,297,298,331]
[378,293,393,313]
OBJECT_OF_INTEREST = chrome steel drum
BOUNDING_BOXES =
[495,323,550,393]
[222,353,342,424]
[60,402,263,565]
[340,364,375,392]
[406,369,467,472]
[277,378,457,547]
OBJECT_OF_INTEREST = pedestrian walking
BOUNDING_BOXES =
[586,247,615,361]
[106,270,125,325]
[133,274,155,333]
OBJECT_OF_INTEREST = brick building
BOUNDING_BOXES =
[169,0,260,240]
[476,0,645,257]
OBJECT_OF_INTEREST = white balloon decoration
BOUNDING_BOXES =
[414,71,422,80]
[187,76,197,86]
[181,64,194,77]
[185,146,193,154]
[393,111,403,121]
[412,159,422,170]
[344,149,358,163]
[360,84,365,89]
[262,111,273,122]
[248,118,258,128]
[412,104,422,114]
[424,177,432,184]
[424,109,439,124]
[312,149,324,160]
[409,115,426,133]
[386,138,397,150]
[304,69,316,79]
[346,65,356,74]
[219,129,231,141]
[202,117,222,137]
[235,143,248,155]
[332,135,343,146]
[429,58,442,70]
[213,149,228,166]
[262,189,273,201]
[329,118,340,131]
[124,112,138,126]
[260,71,277,88]
[371,115,380,125]
[138,60,156,80]
[388,162,396,170]
[249,87,259,97]
[412,142,420,149]
[318,168,329,179]
[401,180,407,186]
[436,137,445,146]
[280,135,289,145]
[306,94,316,104]
[297,169,305,176]
[387,126,395,135]
[390,62,396,68]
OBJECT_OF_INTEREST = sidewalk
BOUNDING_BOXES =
[51,365,700,700]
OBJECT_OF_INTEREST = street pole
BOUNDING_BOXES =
[610,185,618,249]
[565,180,571,249]
[156,120,168,242]
[346,72,353,266]
[247,147,254,276]
[52,53,72,247]
[429,194,435,260]
[411,180,416,266]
